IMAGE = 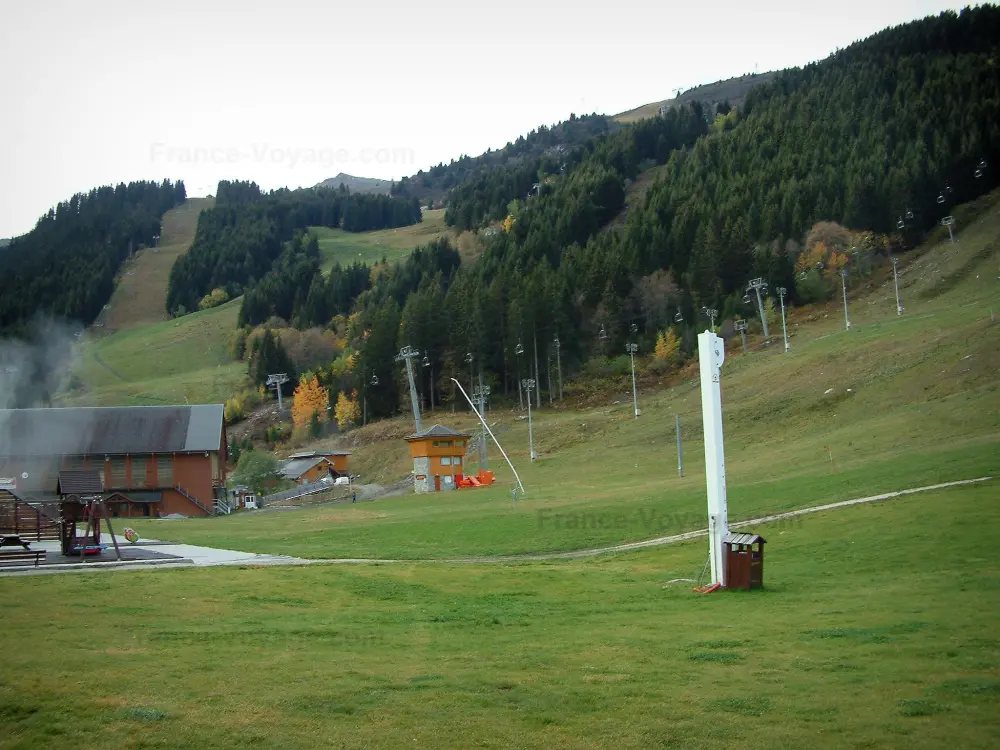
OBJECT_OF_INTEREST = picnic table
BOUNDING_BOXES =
[0,535,31,550]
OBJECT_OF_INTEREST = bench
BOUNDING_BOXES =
[0,549,46,567]
[1,535,32,550]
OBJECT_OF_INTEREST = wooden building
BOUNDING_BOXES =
[0,405,227,517]
[405,424,470,493]
[279,451,351,485]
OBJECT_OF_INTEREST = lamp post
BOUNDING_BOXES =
[521,378,536,461]
[626,343,640,418]
[746,278,770,337]
[465,352,474,411]
[839,269,851,331]
[515,340,524,411]
[891,257,903,316]
[734,319,748,353]
[553,335,563,401]
[776,286,790,352]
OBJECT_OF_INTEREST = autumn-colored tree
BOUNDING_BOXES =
[501,214,515,233]
[334,390,361,428]
[654,329,680,364]
[292,375,329,428]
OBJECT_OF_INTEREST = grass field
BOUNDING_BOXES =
[104,198,214,330]
[9,192,997,748]
[312,209,451,271]
[67,300,245,407]
[2,482,999,748]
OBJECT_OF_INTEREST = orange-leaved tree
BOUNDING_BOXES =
[292,374,329,428]
[334,390,361,428]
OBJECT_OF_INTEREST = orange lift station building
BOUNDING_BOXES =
[0,405,227,517]
[404,424,494,493]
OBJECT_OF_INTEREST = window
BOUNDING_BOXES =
[155,455,173,487]
[442,440,453,448]
[441,456,452,466]
[109,458,126,488]
[432,441,440,447]
[456,440,465,448]
[454,456,462,465]
[132,456,149,488]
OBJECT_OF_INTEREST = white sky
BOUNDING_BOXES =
[0,0,959,238]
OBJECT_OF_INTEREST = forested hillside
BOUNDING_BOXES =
[0,180,185,333]
[164,181,421,315]
[390,114,615,206]
[255,6,999,424]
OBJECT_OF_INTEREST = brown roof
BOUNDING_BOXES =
[723,532,766,545]
[57,470,104,495]
[404,424,472,441]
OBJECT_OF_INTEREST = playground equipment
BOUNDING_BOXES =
[60,496,122,560]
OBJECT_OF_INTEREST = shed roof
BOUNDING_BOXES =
[723,532,766,545]
[288,450,351,459]
[279,456,331,479]
[404,424,472,441]
[57,470,104,495]
[0,405,224,457]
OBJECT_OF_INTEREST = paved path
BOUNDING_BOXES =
[1,477,990,576]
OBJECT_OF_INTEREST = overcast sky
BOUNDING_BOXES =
[0,0,959,238]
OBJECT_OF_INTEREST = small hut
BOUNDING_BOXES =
[404,425,470,493]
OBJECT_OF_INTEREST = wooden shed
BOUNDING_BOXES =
[723,532,766,590]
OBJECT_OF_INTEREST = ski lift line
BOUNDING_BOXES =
[450,378,526,497]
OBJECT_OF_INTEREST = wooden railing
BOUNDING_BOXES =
[0,494,60,541]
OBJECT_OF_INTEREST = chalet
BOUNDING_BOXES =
[279,451,351,485]
[0,405,227,517]
[405,424,470,493]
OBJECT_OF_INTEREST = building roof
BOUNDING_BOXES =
[723,532,766,545]
[279,456,332,479]
[404,424,472,441]
[287,450,351,459]
[57,470,104,495]
[0,405,225,457]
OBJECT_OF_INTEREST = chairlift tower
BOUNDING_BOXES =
[734,319,748,353]
[395,345,422,433]
[472,384,491,469]
[776,286,790,352]
[521,378,536,461]
[701,307,718,333]
[746,278,770,337]
[266,373,289,410]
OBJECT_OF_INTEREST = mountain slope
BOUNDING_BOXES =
[104,197,215,331]
[315,172,393,194]
[615,71,778,123]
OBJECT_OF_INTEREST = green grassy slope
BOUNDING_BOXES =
[312,208,450,271]
[104,198,214,331]
[125,194,1000,558]
[2,482,998,748]
[67,300,244,406]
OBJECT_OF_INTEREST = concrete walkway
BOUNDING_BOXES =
[0,476,990,576]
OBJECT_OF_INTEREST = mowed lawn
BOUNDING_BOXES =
[312,208,451,271]
[2,483,999,749]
